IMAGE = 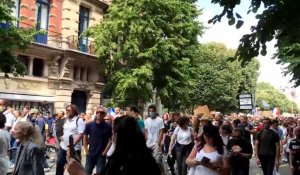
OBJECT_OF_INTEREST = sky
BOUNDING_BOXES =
[195,0,297,92]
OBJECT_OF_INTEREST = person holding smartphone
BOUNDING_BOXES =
[227,128,252,175]
[186,124,229,175]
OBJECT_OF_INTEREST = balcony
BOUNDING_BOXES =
[1,22,96,55]
[19,22,63,48]
[67,35,95,55]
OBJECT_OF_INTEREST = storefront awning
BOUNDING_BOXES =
[0,93,55,102]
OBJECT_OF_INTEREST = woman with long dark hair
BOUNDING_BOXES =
[104,116,161,175]
[186,125,229,175]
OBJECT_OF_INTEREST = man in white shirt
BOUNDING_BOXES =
[144,104,164,160]
[56,104,85,175]
[0,99,15,132]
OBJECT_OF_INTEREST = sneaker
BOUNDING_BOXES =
[44,167,50,172]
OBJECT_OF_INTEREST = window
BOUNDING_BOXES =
[78,6,89,52]
[32,58,44,77]
[11,0,20,18]
[0,0,20,28]
[35,0,50,44]
[17,55,29,75]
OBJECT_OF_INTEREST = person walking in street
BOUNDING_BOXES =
[104,116,161,175]
[83,107,112,175]
[255,118,280,175]
[11,121,44,175]
[168,116,194,175]
[289,126,300,175]
[282,127,296,164]
[55,111,65,143]
[238,115,255,143]
[20,106,30,122]
[186,124,230,175]
[145,104,164,160]
[227,128,253,175]
[29,108,50,172]
[56,104,85,175]
[126,105,145,133]
[0,99,15,132]
[220,125,232,148]
[0,113,10,175]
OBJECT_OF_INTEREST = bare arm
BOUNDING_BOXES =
[282,136,288,145]
[158,129,163,146]
[102,139,112,155]
[255,140,260,159]
[83,134,89,155]
[220,156,230,174]
[185,145,198,167]
[168,134,176,154]
[144,128,148,141]
[74,133,84,146]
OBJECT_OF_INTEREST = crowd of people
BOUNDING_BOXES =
[1,98,300,175]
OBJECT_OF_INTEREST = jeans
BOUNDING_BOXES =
[85,154,106,175]
[258,154,275,175]
[174,142,193,175]
[231,166,249,175]
[56,148,81,175]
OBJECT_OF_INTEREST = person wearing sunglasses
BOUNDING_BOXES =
[83,107,112,175]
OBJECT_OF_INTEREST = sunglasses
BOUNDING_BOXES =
[66,109,71,112]
[96,111,106,114]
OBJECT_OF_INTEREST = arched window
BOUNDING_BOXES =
[35,0,50,44]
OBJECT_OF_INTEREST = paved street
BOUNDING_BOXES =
[45,156,290,175]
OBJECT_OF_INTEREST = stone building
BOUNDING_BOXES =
[0,0,109,114]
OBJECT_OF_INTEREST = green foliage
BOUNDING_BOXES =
[255,82,299,113]
[209,0,300,86]
[91,0,203,105]
[0,0,36,76]
[191,43,259,113]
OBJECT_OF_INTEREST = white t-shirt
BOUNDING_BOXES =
[3,110,14,128]
[193,149,222,175]
[60,116,85,151]
[145,117,164,147]
[174,126,193,145]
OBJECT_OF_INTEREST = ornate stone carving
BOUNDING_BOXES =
[16,80,40,90]
[61,57,73,78]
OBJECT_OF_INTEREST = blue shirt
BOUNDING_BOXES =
[84,121,112,156]
[35,117,46,141]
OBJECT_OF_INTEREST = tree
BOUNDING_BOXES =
[209,0,300,86]
[190,43,259,113]
[0,0,36,76]
[255,82,299,113]
[91,0,203,106]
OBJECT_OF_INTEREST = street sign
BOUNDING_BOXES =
[239,93,253,110]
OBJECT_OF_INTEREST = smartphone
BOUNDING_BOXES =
[69,135,76,159]
[200,156,211,164]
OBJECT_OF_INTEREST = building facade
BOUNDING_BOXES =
[0,0,109,114]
